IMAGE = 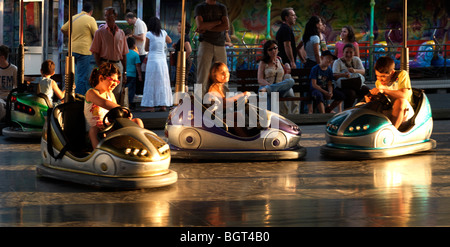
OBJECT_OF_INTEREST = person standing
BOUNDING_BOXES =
[61,2,98,95]
[299,16,324,69]
[194,0,229,95]
[125,12,148,60]
[141,17,172,112]
[125,37,142,109]
[125,12,147,95]
[334,25,360,58]
[90,7,129,104]
[276,7,298,69]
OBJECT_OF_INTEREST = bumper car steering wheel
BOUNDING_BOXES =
[366,92,392,112]
[98,106,132,136]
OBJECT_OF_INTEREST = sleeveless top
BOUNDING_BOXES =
[84,88,112,129]
[263,58,284,84]
[33,77,53,100]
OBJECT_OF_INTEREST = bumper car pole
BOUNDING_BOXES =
[64,0,75,104]
[17,0,25,93]
[174,0,186,106]
[400,0,409,73]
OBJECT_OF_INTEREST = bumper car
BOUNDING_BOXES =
[165,93,306,161]
[38,100,177,189]
[2,86,51,138]
[1,2,49,139]
[321,88,436,159]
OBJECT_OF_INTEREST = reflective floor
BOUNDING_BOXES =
[0,121,449,227]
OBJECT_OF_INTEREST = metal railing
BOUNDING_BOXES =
[170,42,450,86]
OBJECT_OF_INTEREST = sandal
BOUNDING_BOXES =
[141,107,155,112]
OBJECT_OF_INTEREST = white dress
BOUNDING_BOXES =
[142,30,173,107]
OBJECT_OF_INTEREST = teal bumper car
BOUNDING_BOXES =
[321,88,436,159]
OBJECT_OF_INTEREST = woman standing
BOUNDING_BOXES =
[142,17,173,112]
[334,25,360,58]
[298,16,324,69]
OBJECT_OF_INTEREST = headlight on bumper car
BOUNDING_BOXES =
[100,135,170,162]
[343,115,390,137]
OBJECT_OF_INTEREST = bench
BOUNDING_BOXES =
[235,68,311,102]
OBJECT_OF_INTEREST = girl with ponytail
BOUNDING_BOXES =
[84,63,143,149]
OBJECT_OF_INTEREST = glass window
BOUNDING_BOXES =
[23,2,42,47]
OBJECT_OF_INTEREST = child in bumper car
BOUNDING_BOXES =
[84,63,144,149]
[366,56,414,129]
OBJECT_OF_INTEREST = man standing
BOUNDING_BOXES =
[194,0,229,95]
[61,2,97,95]
[125,12,147,97]
[276,7,298,69]
[125,12,147,61]
[90,7,129,104]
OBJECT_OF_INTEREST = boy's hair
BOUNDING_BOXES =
[127,36,136,49]
[374,56,395,74]
[89,63,121,88]
[41,60,55,76]
[0,45,11,59]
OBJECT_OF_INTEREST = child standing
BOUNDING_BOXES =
[125,37,142,109]
[308,50,345,113]
[84,63,144,149]
[33,60,65,102]
[0,45,17,121]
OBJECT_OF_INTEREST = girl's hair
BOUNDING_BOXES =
[262,40,278,64]
[41,60,55,76]
[342,25,356,43]
[207,61,227,89]
[89,63,121,88]
[179,20,191,34]
[302,16,321,45]
[148,16,162,36]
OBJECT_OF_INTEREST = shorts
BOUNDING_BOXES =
[383,100,415,123]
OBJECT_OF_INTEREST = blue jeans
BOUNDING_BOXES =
[258,78,295,111]
[126,76,137,104]
[73,53,93,95]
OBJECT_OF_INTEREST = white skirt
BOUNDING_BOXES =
[141,58,173,107]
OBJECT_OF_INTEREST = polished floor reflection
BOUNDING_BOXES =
[0,120,449,227]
